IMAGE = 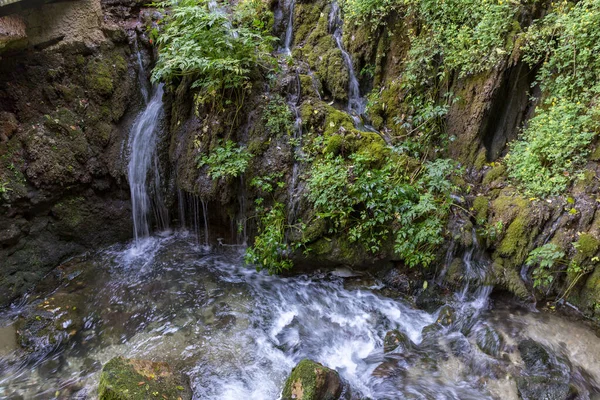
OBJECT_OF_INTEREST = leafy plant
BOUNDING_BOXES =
[263,95,294,135]
[151,0,276,106]
[526,243,566,288]
[0,180,11,201]
[198,140,252,179]
[244,202,305,273]
[507,0,600,196]
[305,152,455,267]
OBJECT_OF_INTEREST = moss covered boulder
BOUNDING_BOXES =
[282,359,343,400]
[98,357,191,400]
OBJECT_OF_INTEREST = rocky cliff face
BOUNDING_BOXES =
[0,0,149,306]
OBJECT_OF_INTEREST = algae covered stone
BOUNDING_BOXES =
[282,359,343,400]
[98,356,190,400]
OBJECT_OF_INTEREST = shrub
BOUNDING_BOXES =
[305,152,455,267]
[508,0,600,196]
[151,0,276,104]
[197,140,252,179]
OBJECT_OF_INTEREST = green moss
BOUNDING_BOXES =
[474,148,487,170]
[490,260,530,299]
[472,196,489,223]
[497,215,528,258]
[299,74,320,98]
[573,169,596,194]
[574,233,600,264]
[491,193,528,223]
[482,164,507,185]
[281,359,341,400]
[86,53,127,97]
[293,2,349,102]
[590,144,600,161]
[98,357,189,400]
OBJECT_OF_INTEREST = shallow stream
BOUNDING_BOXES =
[0,234,599,399]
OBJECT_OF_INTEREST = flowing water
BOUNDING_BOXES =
[328,2,365,123]
[127,84,168,243]
[282,0,296,55]
[0,234,599,399]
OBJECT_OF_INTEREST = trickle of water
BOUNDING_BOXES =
[287,74,304,224]
[328,2,366,121]
[128,84,166,243]
[133,37,149,104]
[282,0,296,55]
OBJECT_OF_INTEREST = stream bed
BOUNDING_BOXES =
[0,233,599,399]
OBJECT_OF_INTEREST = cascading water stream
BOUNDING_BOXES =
[328,3,365,123]
[328,2,384,139]
[286,73,304,224]
[282,0,296,55]
[127,83,166,244]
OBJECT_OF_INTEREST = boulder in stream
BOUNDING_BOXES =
[98,356,191,400]
[383,329,413,353]
[516,339,574,400]
[282,359,343,400]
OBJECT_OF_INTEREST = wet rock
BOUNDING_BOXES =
[382,268,411,293]
[436,305,457,327]
[98,356,191,400]
[474,325,504,358]
[282,359,343,400]
[383,329,413,353]
[0,111,18,142]
[415,287,444,313]
[516,339,572,400]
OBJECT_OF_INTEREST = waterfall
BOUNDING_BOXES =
[328,2,366,124]
[287,74,304,224]
[282,0,296,55]
[127,84,166,243]
[133,37,150,104]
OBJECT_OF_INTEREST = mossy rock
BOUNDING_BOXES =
[482,164,506,185]
[293,1,349,103]
[573,233,600,264]
[98,357,191,400]
[281,359,343,400]
[472,196,489,224]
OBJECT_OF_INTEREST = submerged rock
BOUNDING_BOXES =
[474,325,504,358]
[415,287,444,313]
[516,339,573,400]
[98,357,191,400]
[282,359,343,400]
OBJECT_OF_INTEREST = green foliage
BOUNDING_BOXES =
[198,140,252,179]
[508,0,600,196]
[359,0,519,152]
[526,243,566,288]
[151,0,276,104]
[245,203,305,273]
[263,95,294,135]
[250,172,285,195]
[0,180,11,201]
[305,151,455,267]
[507,100,596,196]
